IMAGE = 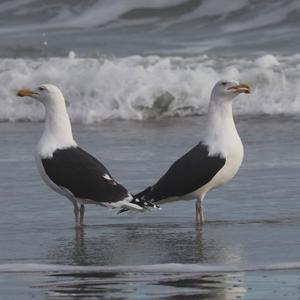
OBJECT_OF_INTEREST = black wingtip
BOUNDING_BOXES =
[118,198,159,214]
[118,186,157,214]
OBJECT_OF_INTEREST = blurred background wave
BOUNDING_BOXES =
[0,0,299,122]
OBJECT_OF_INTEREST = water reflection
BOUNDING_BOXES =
[48,222,241,266]
[44,222,245,299]
[160,273,246,300]
[45,271,246,300]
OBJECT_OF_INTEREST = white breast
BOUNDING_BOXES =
[209,141,243,189]
[193,130,244,198]
[192,97,244,198]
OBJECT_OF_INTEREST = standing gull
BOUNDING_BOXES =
[17,84,155,227]
[123,80,250,224]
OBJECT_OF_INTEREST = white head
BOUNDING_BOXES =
[204,80,250,156]
[17,84,76,156]
[210,80,250,103]
[17,84,65,106]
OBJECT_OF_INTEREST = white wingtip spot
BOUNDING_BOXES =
[102,174,112,180]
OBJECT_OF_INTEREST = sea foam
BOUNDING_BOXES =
[1,54,299,123]
[1,262,300,274]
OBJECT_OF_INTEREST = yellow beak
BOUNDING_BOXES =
[17,88,34,97]
[227,83,251,94]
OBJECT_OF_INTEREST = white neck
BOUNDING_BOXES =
[203,97,241,156]
[38,97,77,158]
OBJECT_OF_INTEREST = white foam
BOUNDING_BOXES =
[255,55,280,68]
[4,54,300,123]
[1,262,300,274]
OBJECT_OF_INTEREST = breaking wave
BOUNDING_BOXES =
[1,53,300,123]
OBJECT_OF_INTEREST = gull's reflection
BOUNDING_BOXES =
[72,227,86,265]
[45,221,246,299]
[159,272,246,300]
[48,221,243,265]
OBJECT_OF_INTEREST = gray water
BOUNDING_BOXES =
[1,117,300,299]
[1,0,300,57]
[1,1,300,299]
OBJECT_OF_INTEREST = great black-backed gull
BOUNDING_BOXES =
[17,84,155,227]
[121,80,250,224]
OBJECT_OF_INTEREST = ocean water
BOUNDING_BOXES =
[1,0,300,299]
[0,0,300,122]
[2,54,300,123]
[1,0,300,57]
[1,118,300,299]
[0,0,299,123]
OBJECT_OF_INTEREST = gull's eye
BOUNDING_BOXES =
[38,87,45,91]
[221,81,227,86]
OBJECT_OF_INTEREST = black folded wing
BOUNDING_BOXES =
[141,142,226,202]
[41,147,129,203]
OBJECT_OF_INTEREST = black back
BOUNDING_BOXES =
[42,147,129,203]
[138,142,226,202]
